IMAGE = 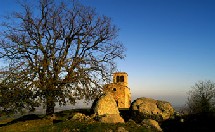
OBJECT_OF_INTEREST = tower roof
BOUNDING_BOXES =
[113,72,128,75]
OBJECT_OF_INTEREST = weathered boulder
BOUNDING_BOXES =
[97,114,124,123]
[91,92,124,123]
[130,97,174,122]
[117,126,128,132]
[92,92,119,115]
[142,119,162,132]
[71,113,93,122]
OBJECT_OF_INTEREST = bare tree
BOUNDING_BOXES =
[0,0,125,115]
[187,80,215,114]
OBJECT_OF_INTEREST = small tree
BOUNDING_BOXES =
[0,0,125,115]
[187,80,215,114]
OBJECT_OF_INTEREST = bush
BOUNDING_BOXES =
[187,80,215,114]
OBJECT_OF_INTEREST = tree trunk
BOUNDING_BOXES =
[46,95,55,115]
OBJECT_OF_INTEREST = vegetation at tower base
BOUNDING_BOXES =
[0,0,125,115]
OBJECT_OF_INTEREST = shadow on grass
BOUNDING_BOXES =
[0,108,91,127]
[0,114,42,127]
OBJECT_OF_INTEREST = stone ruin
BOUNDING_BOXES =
[90,72,174,131]
[103,72,131,109]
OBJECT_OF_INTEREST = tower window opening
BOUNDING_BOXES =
[120,76,124,82]
[116,76,120,83]
[113,88,116,91]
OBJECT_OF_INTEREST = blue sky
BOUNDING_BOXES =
[1,0,215,106]
[83,0,215,106]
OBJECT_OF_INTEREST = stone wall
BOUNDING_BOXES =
[103,84,124,108]
[124,87,131,108]
[103,72,131,109]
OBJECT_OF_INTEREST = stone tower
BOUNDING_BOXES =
[103,72,131,109]
[113,72,128,87]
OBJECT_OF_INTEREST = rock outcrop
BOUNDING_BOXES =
[130,97,174,122]
[116,126,128,132]
[91,92,124,123]
[97,114,124,123]
[71,113,93,122]
[92,92,119,115]
[142,119,162,132]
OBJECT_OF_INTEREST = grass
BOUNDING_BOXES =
[0,118,53,132]
[38,121,151,132]
[2,109,215,131]
[0,109,155,132]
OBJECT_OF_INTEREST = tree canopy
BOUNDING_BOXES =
[0,0,125,115]
[187,80,215,114]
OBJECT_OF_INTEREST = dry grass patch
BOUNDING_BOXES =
[0,119,52,132]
